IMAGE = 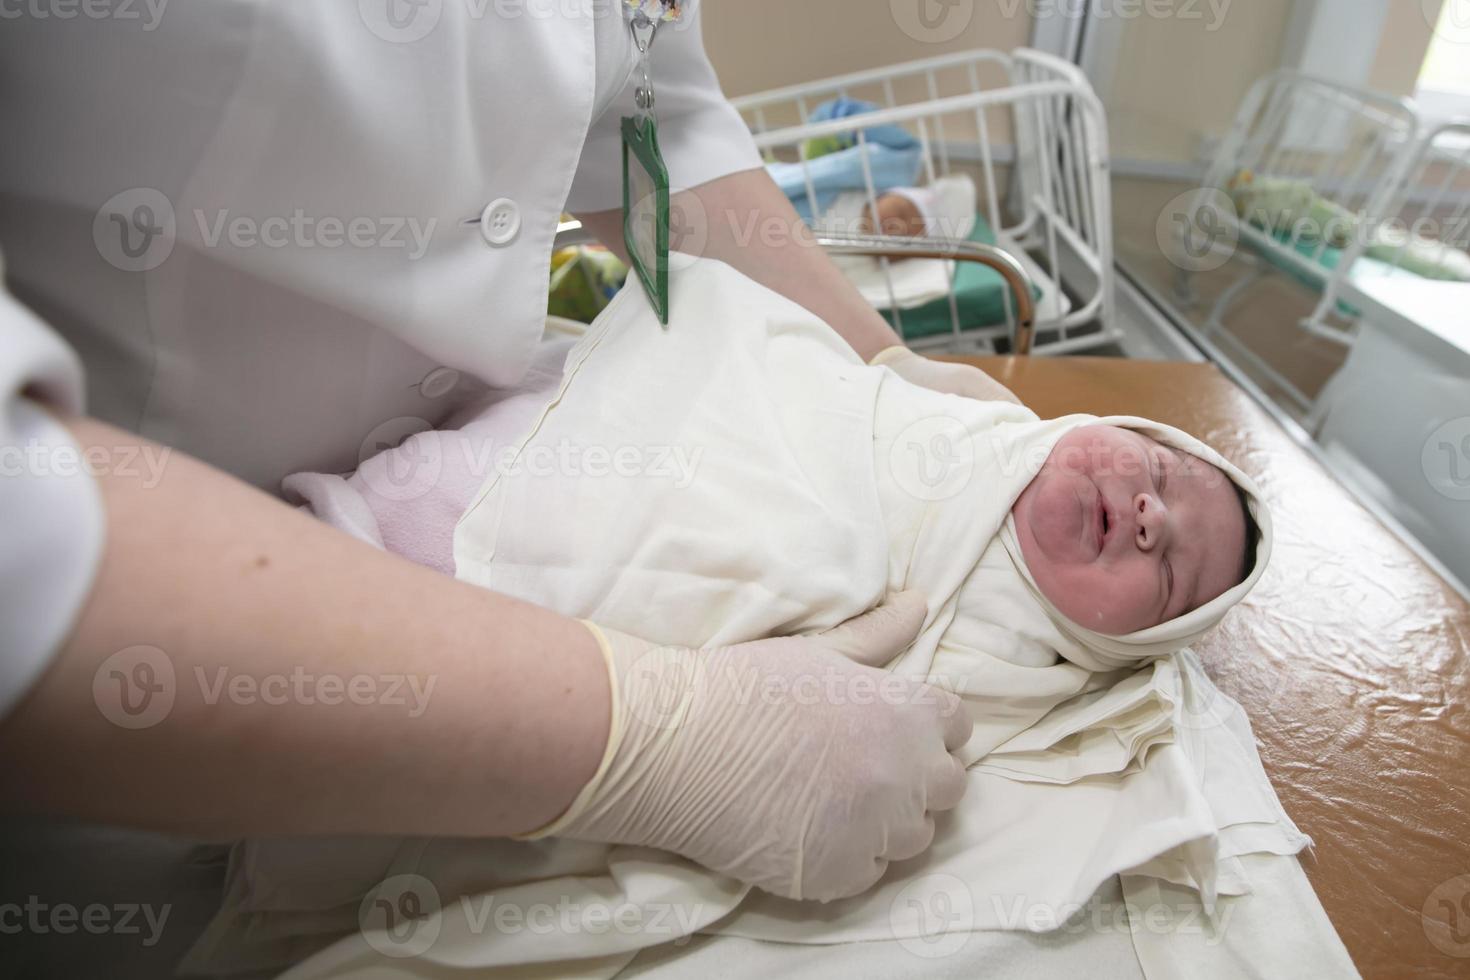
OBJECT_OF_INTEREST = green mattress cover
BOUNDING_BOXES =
[878,213,1044,340]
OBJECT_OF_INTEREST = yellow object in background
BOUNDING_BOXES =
[547,245,629,323]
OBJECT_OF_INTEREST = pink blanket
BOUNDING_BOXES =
[282,337,576,573]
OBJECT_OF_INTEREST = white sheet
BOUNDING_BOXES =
[615,852,1356,980]
[184,259,1340,979]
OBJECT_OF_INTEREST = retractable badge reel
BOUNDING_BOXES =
[621,0,681,323]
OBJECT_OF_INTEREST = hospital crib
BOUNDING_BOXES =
[1180,69,1470,413]
[732,48,1116,356]
[1311,117,1470,335]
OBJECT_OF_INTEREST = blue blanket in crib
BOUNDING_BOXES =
[766,97,923,223]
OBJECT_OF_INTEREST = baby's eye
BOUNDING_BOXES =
[1154,455,1167,492]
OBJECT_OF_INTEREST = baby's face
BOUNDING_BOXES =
[1011,425,1247,635]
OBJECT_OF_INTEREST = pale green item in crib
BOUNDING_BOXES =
[1229,170,1470,282]
[1365,226,1470,281]
[1229,173,1359,248]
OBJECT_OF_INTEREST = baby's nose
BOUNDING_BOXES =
[1132,492,1168,549]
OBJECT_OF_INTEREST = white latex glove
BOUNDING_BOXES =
[522,592,971,902]
[871,345,1023,406]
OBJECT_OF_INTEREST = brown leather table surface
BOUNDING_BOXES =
[958,356,1470,980]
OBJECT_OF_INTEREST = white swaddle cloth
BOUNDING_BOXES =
[184,257,1298,980]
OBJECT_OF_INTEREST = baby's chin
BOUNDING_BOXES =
[1046,584,1161,635]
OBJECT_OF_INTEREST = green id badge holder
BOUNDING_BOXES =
[621,114,671,324]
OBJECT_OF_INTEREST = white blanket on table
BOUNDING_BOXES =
[184,258,1314,979]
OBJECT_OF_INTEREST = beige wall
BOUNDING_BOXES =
[701,0,1294,166]
[1368,0,1442,96]
[700,1,1443,169]
[1101,0,1295,165]
[1102,0,1442,165]
[702,1,1034,98]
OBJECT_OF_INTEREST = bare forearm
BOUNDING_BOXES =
[0,418,608,839]
[582,167,904,362]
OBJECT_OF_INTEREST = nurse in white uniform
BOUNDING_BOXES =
[0,1,1013,957]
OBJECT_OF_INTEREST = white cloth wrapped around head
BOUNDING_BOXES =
[873,392,1273,774]
[998,415,1274,674]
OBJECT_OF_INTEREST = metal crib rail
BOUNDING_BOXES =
[814,233,1038,355]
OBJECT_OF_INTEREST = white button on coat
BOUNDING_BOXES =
[419,366,461,399]
[480,199,521,247]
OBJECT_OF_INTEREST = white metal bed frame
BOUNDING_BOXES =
[732,48,1117,356]
[1181,69,1470,416]
[1313,118,1470,330]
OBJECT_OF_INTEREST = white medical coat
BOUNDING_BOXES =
[0,0,761,718]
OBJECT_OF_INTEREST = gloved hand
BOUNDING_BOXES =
[522,592,972,902]
[871,345,1023,406]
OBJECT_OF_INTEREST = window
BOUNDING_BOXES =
[1416,0,1470,122]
